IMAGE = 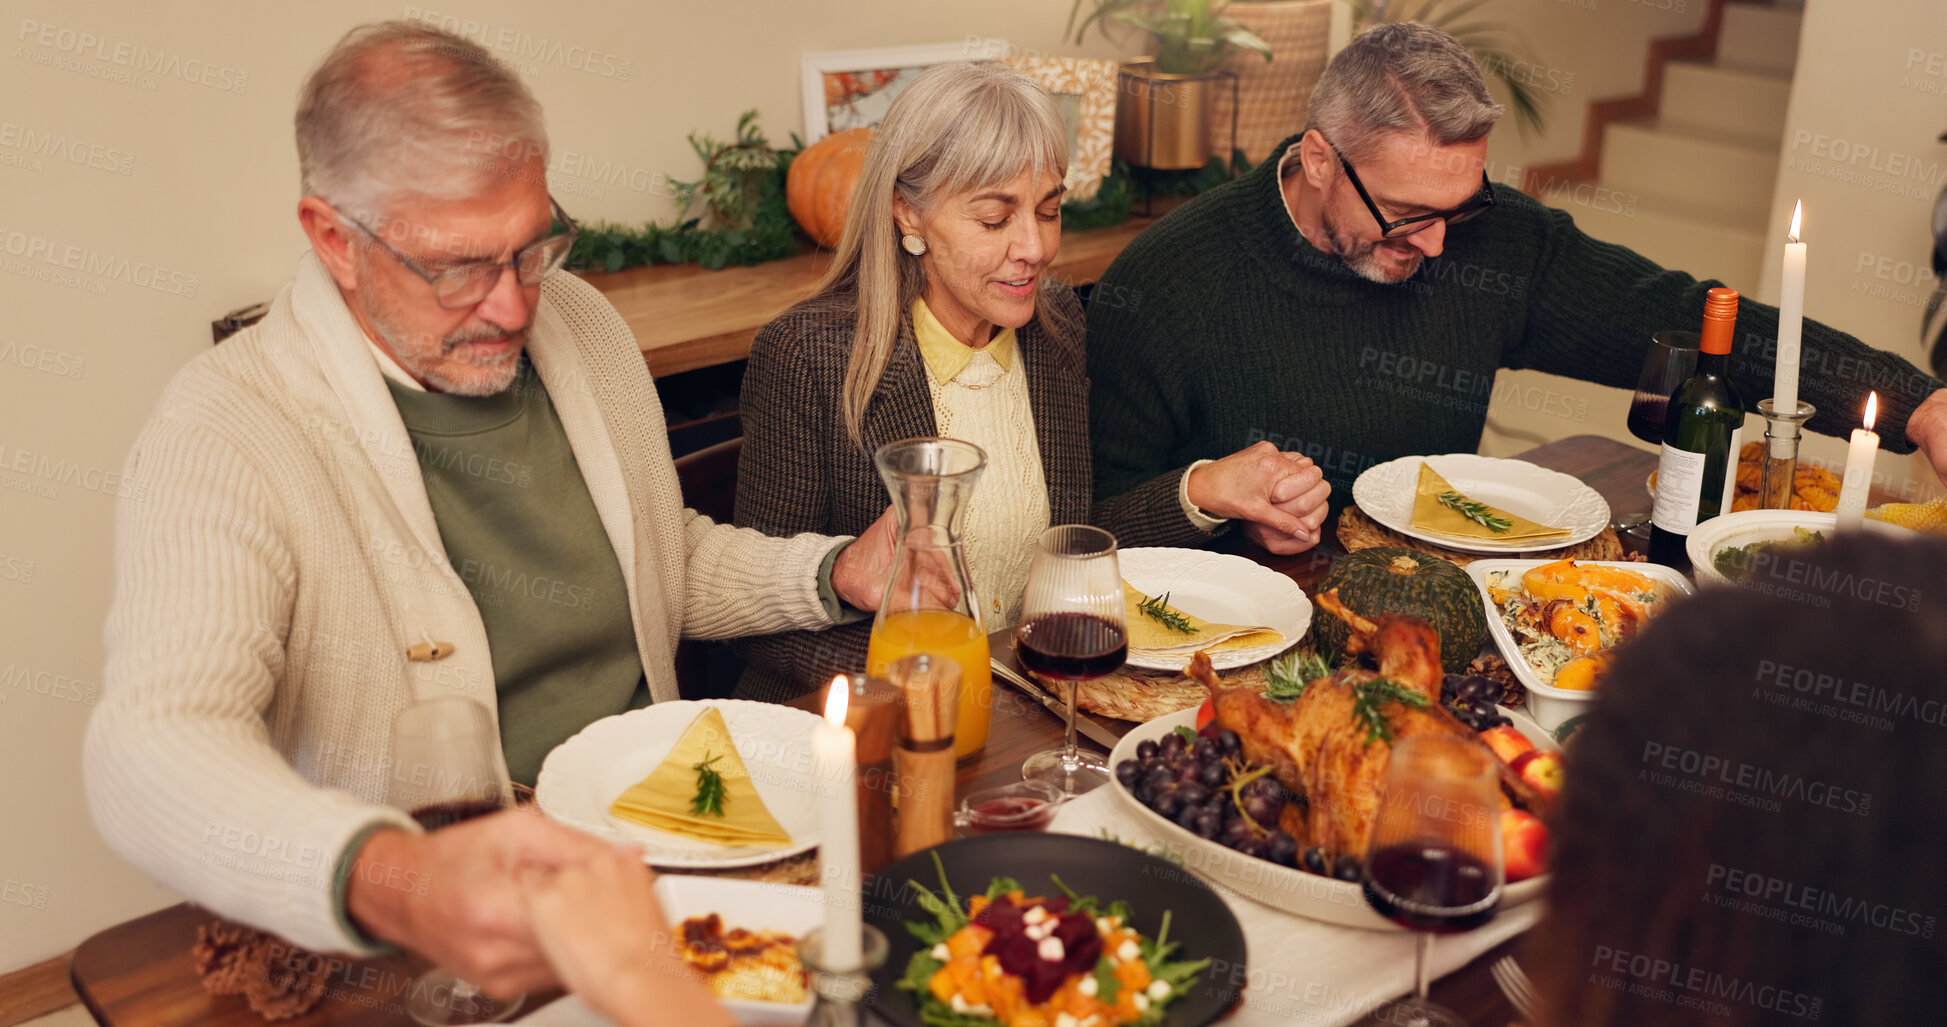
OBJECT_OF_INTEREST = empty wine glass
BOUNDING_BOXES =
[1361,733,1505,1027]
[386,697,522,1025]
[1017,525,1127,795]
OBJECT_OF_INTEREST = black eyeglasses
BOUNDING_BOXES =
[338,196,580,309]
[1323,136,1495,239]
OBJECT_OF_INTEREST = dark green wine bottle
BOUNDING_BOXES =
[1649,288,1745,571]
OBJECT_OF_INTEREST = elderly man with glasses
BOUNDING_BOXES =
[83,21,894,1004]
[1087,22,1947,514]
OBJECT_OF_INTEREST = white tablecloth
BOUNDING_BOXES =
[1044,784,1539,1027]
[520,785,1539,1027]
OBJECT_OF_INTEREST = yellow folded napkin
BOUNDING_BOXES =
[1123,581,1283,653]
[610,707,792,847]
[1410,462,1570,543]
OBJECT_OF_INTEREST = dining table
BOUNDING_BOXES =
[66,434,1662,1027]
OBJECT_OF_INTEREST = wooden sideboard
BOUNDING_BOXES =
[580,217,1158,378]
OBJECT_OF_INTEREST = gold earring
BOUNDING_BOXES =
[901,234,927,256]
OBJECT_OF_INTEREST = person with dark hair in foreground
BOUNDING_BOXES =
[1529,533,1947,1024]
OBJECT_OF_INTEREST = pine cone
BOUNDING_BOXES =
[1464,652,1525,709]
[191,921,258,996]
[190,920,330,1021]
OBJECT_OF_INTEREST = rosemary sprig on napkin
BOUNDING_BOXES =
[1351,679,1431,745]
[689,752,727,817]
[1438,490,1513,533]
[1137,591,1195,635]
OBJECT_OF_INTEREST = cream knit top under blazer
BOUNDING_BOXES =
[84,254,847,953]
[913,302,1050,629]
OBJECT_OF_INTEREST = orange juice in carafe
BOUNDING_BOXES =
[866,609,991,758]
[869,438,991,758]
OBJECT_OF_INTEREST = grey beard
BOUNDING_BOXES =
[1321,207,1422,285]
[368,308,524,396]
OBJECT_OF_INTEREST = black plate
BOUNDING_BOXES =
[863,833,1248,1027]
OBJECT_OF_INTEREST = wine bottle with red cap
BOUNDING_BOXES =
[1649,287,1746,570]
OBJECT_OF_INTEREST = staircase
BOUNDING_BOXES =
[1480,1,1804,458]
[1548,2,1804,293]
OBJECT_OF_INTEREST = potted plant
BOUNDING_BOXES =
[1066,0,1274,169]
[1213,1,1334,164]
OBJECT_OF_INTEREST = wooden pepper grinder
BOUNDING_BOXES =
[839,673,902,876]
[890,653,960,857]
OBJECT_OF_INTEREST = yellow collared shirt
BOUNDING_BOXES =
[911,298,1016,385]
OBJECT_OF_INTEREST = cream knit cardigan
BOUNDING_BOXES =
[84,254,847,953]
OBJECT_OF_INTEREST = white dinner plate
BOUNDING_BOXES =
[1351,453,1612,554]
[535,700,822,869]
[1464,559,1693,731]
[517,876,824,1027]
[1107,708,1551,931]
[1119,547,1310,671]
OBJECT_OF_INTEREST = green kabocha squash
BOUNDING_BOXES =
[1313,547,1487,674]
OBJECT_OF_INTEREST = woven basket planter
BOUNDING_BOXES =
[1212,0,1333,164]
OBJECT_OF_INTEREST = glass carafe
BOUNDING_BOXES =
[864,438,991,759]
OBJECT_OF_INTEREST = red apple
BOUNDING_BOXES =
[1510,749,1566,805]
[1479,725,1535,765]
[1195,695,1216,732]
[1501,809,1551,882]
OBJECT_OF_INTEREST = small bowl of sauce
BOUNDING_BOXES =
[955,779,1065,834]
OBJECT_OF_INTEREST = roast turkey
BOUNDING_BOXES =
[1192,590,1542,864]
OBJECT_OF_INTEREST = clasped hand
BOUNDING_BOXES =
[347,811,733,1027]
[1187,441,1333,554]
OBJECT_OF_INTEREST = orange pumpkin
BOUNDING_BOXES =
[787,128,873,249]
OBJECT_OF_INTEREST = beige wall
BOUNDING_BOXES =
[5,0,1941,976]
[1758,0,1945,502]
[0,0,1125,974]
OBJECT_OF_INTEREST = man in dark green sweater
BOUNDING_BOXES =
[1088,23,1947,513]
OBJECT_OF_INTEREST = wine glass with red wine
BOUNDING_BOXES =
[1627,330,1701,445]
[1362,733,1505,1027]
[1620,331,1702,538]
[1017,525,1127,796]
[385,697,522,1025]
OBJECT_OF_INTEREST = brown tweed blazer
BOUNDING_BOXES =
[731,285,1217,701]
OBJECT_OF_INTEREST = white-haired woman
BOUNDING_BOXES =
[731,62,1328,701]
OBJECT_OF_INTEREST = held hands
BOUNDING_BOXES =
[518,849,734,1027]
[345,809,621,998]
[1187,442,1333,555]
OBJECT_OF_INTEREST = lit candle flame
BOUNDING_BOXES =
[1864,392,1878,432]
[1788,200,1802,243]
[824,676,850,724]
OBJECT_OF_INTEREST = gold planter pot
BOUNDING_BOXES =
[1114,58,1225,171]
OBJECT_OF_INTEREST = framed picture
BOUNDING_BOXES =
[800,40,1009,143]
[1000,56,1118,202]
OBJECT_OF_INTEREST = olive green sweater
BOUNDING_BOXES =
[1087,134,1941,506]
[387,363,645,786]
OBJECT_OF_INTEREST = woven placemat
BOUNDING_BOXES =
[1021,658,1279,723]
[1338,505,1626,565]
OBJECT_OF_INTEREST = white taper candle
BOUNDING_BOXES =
[815,677,863,969]
[1834,393,1879,531]
[1772,201,1806,433]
